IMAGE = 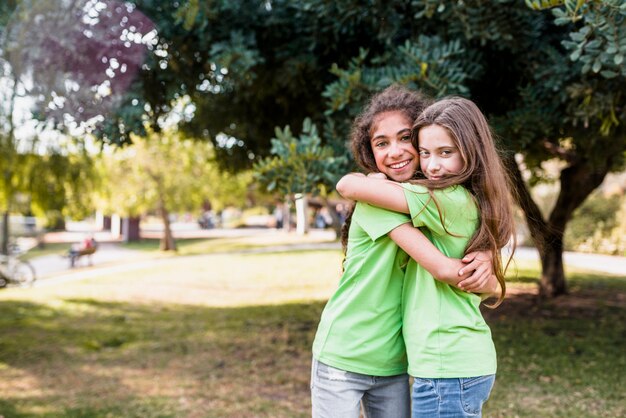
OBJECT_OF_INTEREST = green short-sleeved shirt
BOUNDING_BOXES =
[401,183,497,378]
[312,202,410,376]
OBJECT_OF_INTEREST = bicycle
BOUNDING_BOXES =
[0,245,36,288]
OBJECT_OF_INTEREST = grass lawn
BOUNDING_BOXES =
[0,249,624,417]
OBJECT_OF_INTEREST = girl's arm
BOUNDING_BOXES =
[336,173,410,214]
[389,224,498,294]
[337,173,497,293]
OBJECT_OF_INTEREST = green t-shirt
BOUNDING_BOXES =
[401,183,497,378]
[312,202,410,376]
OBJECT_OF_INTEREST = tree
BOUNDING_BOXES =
[27,147,99,230]
[254,118,349,236]
[0,0,32,254]
[77,0,422,170]
[527,0,626,78]
[501,0,626,296]
[96,127,249,250]
[0,0,148,248]
[315,1,625,297]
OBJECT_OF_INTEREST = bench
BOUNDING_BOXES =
[69,246,97,268]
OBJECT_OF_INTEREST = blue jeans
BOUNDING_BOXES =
[311,359,410,418]
[411,375,495,417]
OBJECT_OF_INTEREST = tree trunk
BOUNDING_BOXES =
[295,193,309,235]
[2,76,17,256]
[504,154,610,297]
[539,231,567,297]
[1,210,9,255]
[159,201,176,251]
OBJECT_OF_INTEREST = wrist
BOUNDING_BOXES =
[436,259,461,285]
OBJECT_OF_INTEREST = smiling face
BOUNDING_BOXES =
[370,111,419,182]
[418,124,464,180]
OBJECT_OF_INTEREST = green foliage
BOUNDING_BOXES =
[523,0,626,139]
[528,0,626,77]
[96,127,250,217]
[254,118,349,197]
[565,191,626,254]
[323,36,482,116]
[0,1,103,234]
[28,150,99,225]
[2,0,624,174]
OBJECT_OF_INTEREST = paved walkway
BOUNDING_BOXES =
[22,227,626,286]
[27,242,150,279]
[515,247,626,276]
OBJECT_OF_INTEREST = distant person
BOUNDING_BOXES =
[336,96,516,417]
[68,235,97,267]
[198,210,214,229]
[335,203,347,224]
[314,207,332,229]
[274,204,284,229]
[311,86,498,418]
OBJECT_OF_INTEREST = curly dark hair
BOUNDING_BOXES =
[341,85,430,251]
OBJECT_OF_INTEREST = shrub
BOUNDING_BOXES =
[565,192,625,255]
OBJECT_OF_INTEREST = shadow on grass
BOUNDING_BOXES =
[0,299,325,417]
[0,270,625,417]
[483,270,626,417]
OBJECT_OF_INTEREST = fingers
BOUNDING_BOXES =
[457,265,490,292]
[467,274,498,294]
[459,259,481,276]
[462,250,492,263]
[459,256,492,275]
[461,251,477,263]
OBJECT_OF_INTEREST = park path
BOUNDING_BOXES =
[25,226,626,287]
[514,246,626,276]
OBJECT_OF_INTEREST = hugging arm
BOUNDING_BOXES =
[337,173,497,294]
[336,173,410,214]
[389,224,498,294]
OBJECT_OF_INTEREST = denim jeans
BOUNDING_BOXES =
[411,375,495,418]
[311,359,411,418]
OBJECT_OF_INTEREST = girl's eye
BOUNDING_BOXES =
[419,150,429,157]
[401,135,411,142]
[375,141,387,148]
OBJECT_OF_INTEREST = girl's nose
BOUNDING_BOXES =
[389,142,403,157]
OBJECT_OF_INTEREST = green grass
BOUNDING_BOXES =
[0,298,323,417]
[484,265,625,417]
[0,250,624,417]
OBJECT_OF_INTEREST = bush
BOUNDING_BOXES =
[565,192,625,255]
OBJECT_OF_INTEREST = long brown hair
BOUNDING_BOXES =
[410,97,517,308]
[341,85,430,250]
